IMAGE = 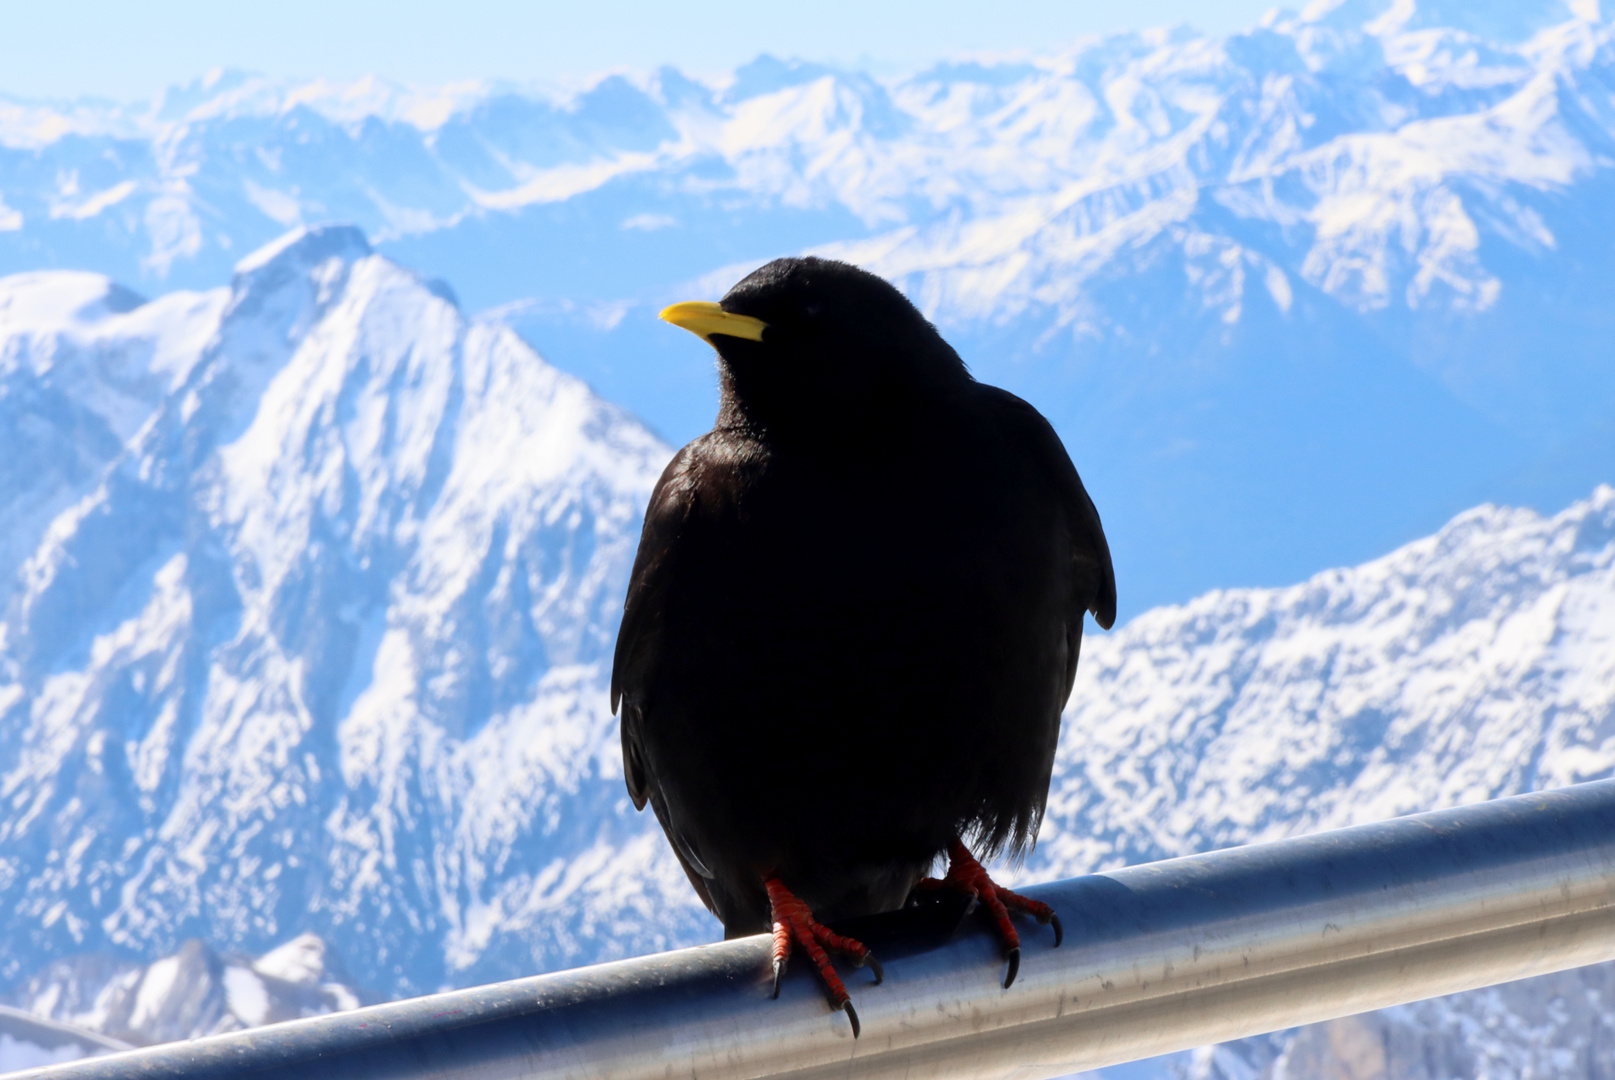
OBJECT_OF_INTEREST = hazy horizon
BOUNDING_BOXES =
[1,0,1287,102]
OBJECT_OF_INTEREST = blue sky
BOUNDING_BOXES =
[0,0,1286,100]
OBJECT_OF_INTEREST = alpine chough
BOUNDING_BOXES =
[612,256,1115,1037]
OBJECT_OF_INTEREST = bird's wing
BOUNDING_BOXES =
[611,438,740,912]
[979,384,1117,634]
[611,443,701,811]
[957,386,1115,859]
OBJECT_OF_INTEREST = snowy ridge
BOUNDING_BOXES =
[5,0,1614,617]
[1034,485,1615,1080]
[0,1,1606,329]
[0,227,705,995]
[1035,484,1615,879]
[3,0,1611,340]
[0,0,1613,1070]
[9,932,361,1046]
[0,229,1610,1070]
[0,1004,125,1073]
[0,273,223,611]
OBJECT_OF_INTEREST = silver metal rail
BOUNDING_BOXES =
[15,780,1615,1080]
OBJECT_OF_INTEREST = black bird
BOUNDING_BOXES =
[612,257,1115,1036]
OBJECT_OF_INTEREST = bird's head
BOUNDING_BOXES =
[661,257,969,438]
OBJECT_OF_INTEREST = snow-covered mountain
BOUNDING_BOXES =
[0,271,222,613]
[4,0,1615,1073]
[3,0,1614,613]
[1034,484,1615,877]
[1038,484,1615,1079]
[0,1006,125,1073]
[1,222,1611,1068]
[8,933,360,1048]
[0,226,709,997]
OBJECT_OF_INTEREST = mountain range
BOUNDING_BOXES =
[2,0,1615,1076]
[1,226,1612,1074]
[0,227,705,998]
[3,0,1614,614]
[9,933,360,1050]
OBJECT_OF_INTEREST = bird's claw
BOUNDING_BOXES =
[1000,891,1061,950]
[765,876,879,1034]
[920,839,1064,989]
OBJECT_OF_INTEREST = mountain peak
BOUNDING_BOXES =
[725,55,838,102]
[0,272,143,332]
[233,225,372,281]
[1297,0,1596,40]
[0,235,682,995]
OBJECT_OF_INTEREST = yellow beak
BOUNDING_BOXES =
[659,301,768,344]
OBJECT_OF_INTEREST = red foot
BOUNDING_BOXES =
[765,876,883,1037]
[914,839,1063,988]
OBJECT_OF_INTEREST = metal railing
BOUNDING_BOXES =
[15,780,1615,1080]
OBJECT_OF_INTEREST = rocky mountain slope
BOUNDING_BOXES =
[8,933,359,1048]
[2,2,1614,1071]
[1036,484,1615,878]
[0,1005,125,1073]
[0,226,1611,1070]
[4,0,1614,613]
[0,227,707,998]
[1037,485,1615,1079]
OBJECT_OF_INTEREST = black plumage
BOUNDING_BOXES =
[611,257,1114,1020]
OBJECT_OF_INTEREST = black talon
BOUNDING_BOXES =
[1003,946,1020,989]
[1049,912,1064,948]
[864,952,884,985]
[772,958,785,999]
[842,1000,861,1039]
